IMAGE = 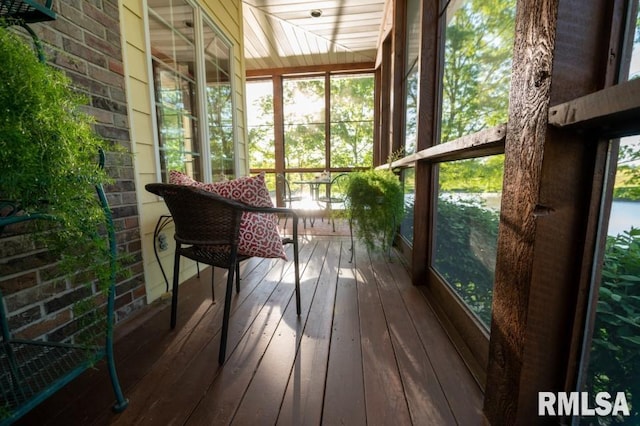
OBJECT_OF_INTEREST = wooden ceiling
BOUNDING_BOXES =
[242,0,388,72]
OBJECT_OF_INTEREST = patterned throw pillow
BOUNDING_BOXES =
[169,171,286,259]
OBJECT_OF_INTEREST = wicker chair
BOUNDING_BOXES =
[145,183,300,364]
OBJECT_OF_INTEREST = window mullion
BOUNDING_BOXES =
[193,8,211,183]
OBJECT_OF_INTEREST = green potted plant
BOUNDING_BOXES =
[0,25,120,325]
[344,168,405,253]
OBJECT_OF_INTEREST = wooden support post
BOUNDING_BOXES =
[273,75,285,207]
[484,0,622,423]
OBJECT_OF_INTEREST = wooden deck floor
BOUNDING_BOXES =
[17,232,484,425]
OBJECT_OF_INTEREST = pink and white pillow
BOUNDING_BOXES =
[169,171,286,259]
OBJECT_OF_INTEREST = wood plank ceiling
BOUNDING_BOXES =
[242,0,388,71]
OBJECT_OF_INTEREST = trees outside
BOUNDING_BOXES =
[247,74,374,182]
[283,77,326,171]
[330,75,374,168]
[247,80,275,172]
[440,0,515,143]
[432,0,515,328]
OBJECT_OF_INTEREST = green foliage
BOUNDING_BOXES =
[329,75,374,168]
[441,0,515,142]
[0,27,116,296]
[439,155,504,192]
[248,75,374,172]
[614,142,640,201]
[586,228,640,424]
[434,196,498,326]
[344,169,404,252]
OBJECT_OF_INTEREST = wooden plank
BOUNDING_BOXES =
[106,245,302,425]
[386,250,484,425]
[245,62,375,78]
[18,236,487,425]
[385,124,506,170]
[170,240,318,425]
[276,240,340,426]
[367,248,460,425]
[122,242,316,426]
[548,77,640,138]
[354,244,412,425]
[321,244,366,425]
[223,241,329,425]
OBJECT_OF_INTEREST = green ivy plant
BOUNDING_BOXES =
[585,227,640,424]
[344,169,405,253]
[0,26,119,340]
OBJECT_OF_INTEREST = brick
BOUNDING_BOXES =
[8,306,42,330]
[85,106,115,125]
[5,279,67,312]
[104,0,120,21]
[44,286,92,314]
[109,87,127,103]
[59,3,105,38]
[95,124,130,142]
[0,235,35,258]
[114,292,132,310]
[111,205,138,219]
[50,18,83,42]
[125,217,139,230]
[47,318,79,343]
[0,272,38,297]
[133,285,147,300]
[52,49,88,74]
[15,309,72,340]
[83,4,119,41]
[109,58,124,76]
[92,96,127,114]
[105,180,136,193]
[116,275,144,296]
[35,25,64,49]
[62,37,107,68]
[88,64,126,89]
[0,250,58,280]
[66,71,109,97]
[116,297,145,323]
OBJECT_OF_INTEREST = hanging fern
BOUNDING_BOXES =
[344,169,405,252]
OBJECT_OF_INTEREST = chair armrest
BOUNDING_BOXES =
[239,204,299,221]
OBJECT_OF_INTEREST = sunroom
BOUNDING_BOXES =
[1,0,639,425]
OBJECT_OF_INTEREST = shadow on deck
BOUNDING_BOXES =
[17,231,484,425]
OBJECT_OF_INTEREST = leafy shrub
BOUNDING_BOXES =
[0,26,120,338]
[585,227,640,424]
[434,196,499,326]
[344,169,405,252]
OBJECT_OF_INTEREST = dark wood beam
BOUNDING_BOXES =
[273,75,285,206]
[246,62,375,78]
[409,0,440,290]
[484,0,621,423]
[390,0,406,156]
[384,124,506,169]
[549,77,640,138]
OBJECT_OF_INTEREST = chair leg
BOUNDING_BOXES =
[211,267,216,301]
[235,262,240,293]
[219,263,236,364]
[293,217,301,316]
[170,246,181,329]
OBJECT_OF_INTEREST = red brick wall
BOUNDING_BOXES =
[0,0,145,341]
